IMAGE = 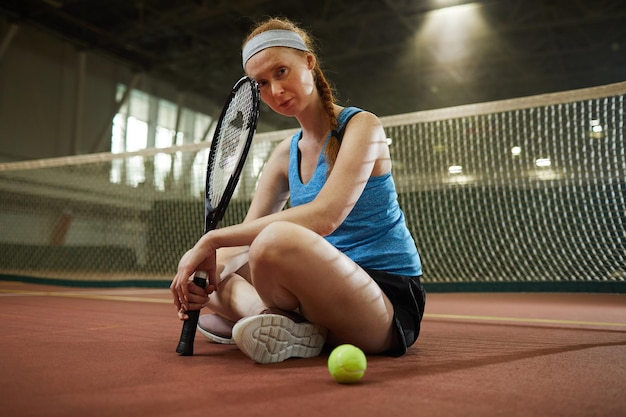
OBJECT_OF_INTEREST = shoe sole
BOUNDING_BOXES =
[197,325,236,345]
[232,314,327,364]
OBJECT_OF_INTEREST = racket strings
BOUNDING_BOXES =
[207,84,256,207]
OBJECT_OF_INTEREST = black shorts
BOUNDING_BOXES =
[365,269,426,357]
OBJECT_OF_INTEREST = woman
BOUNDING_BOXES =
[170,17,425,364]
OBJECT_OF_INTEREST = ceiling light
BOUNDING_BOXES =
[590,119,604,139]
[448,165,463,174]
[535,158,551,168]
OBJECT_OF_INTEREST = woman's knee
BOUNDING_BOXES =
[248,221,309,309]
[248,221,307,269]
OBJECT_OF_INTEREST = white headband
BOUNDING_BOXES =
[242,29,309,69]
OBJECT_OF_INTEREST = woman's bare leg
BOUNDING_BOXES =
[247,221,397,354]
[204,264,265,323]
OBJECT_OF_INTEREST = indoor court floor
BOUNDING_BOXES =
[1,280,625,417]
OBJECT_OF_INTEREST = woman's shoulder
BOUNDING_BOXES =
[340,108,382,133]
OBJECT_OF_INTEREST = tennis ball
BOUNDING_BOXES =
[328,344,367,383]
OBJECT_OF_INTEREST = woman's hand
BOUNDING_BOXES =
[170,235,219,320]
[172,278,209,320]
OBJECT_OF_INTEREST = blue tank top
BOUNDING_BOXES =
[288,107,422,276]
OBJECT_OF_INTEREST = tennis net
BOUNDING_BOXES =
[1,82,624,290]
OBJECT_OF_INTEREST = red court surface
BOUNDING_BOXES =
[1,281,625,417]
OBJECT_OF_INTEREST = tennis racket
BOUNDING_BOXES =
[176,76,260,356]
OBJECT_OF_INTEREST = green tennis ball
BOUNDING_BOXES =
[328,344,367,384]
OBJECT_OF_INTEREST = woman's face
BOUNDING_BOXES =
[245,47,316,117]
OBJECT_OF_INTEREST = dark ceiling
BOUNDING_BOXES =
[1,0,625,130]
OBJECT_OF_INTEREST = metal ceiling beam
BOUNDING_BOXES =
[0,21,18,61]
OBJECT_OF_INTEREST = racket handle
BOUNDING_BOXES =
[176,273,208,356]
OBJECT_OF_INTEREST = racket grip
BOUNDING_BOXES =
[175,273,208,356]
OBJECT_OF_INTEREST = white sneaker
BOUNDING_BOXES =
[232,311,327,364]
